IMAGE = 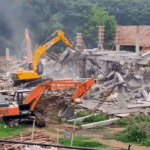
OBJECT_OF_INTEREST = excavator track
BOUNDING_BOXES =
[33,111,45,127]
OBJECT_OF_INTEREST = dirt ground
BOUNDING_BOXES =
[26,120,150,150]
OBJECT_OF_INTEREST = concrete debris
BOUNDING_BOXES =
[68,113,99,123]
[35,88,76,117]
[114,113,130,118]
[24,146,58,150]
[81,118,120,129]
[2,44,150,128]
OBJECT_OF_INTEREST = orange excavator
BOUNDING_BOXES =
[0,78,94,127]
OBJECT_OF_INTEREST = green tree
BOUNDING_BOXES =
[38,14,64,40]
[81,6,117,47]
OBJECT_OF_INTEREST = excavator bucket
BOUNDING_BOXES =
[58,103,74,118]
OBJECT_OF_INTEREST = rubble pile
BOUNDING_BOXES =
[35,88,76,116]
[0,56,17,73]
[0,78,13,90]
[78,64,150,116]
[2,47,150,123]
[128,85,150,103]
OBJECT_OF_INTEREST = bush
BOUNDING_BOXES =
[83,114,109,124]
[114,115,150,146]
[115,114,150,126]
[143,139,150,146]
[59,138,103,148]
[0,122,23,138]
[115,121,150,146]
[49,112,62,123]
[74,110,91,118]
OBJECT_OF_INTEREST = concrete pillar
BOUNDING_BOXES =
[105,61,109,76]
[98,26,104,51]
[80,57,86,78]
[75,33,86,52]
[6,48,10,60]
[134,64,139,74]
[136,35,140,53]
[116,44,120,52]
[115,26,120,51]
[117,86,126,109]
[135,26,140,53]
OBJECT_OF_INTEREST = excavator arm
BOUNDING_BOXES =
[33,30,74,72]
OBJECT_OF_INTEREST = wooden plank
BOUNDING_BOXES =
[81,118,120,129]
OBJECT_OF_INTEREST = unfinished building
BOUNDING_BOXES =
[115,26,150,52]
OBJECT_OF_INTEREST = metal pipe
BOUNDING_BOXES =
[0,139,101,150]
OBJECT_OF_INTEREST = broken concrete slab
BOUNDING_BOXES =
[78,100,99,110]
[81,118,120,129]
[128,78,141,87]
[142,90,148,100]
[114,113,130,118]
[106,93,118,101]
[147,93,150,102]
[108,108,141,115]
[127,103,150,108]
[68,113,99,123]
[136,101,150,104]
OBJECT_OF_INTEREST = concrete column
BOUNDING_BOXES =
[135,26,140,53]
[81,57,86,78]
[117,86,126,109]
[98,26,104,51]
[134,64,139,74]
[75,33,86,52]
[136,35,140,53]
[6,48,10,60]
[115,26,120,51]
[116,44,120,51]
[105,61,109,76]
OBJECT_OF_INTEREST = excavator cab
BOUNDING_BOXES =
[13,90,31,115]
[13,89,30,104]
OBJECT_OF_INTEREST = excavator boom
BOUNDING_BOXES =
[24,78,95,111]
[33,30,73,72]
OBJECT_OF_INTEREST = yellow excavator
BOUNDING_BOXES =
[11,30,74,86]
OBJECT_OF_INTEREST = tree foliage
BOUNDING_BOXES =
[1,0,150,53]
[81,6,116,47]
